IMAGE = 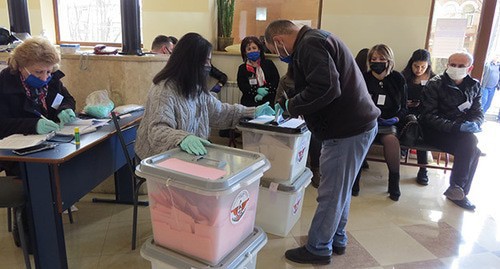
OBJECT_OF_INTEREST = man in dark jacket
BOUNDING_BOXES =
[265,20,380,265]
[420,52,482,211]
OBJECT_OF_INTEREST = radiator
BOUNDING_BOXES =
[218,81,242,104]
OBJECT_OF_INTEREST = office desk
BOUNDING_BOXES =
[0,111,142,269]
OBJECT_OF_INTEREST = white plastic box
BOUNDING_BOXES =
[256,168,312,237]
[141,227,267,269]
[59,43,80,54]
[136,145,269,266]
[238,123,311,184]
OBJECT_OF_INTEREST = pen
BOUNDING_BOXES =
[33,110,49,121]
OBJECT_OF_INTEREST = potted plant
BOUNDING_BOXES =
[217,0,235,51]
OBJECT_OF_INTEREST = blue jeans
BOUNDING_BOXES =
[306,125,377,256]
[481,87,496,113]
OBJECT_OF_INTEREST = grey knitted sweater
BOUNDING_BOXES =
[135,80,255,159]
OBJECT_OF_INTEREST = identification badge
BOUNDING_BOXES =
[249,78,258,85]
[51,93,64,109]
[457,101,471,112]
[377,94,386,105]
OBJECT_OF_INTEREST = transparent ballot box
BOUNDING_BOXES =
[136,145,269,265]
[238,117,311,184]
[256,168,312,236]
[140,227,267,269]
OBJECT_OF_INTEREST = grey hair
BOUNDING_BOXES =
[449,51,474,65]
[264,20,299,44]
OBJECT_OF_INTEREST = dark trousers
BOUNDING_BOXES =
[423,128,481,195]
[417,150,428,165]
[308,134,322,168]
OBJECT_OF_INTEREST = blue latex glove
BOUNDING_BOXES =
[36,118,60,134]
[179,135,211,155]
[256,87,269,96]
[57,109,77,125]
[210,84,222,93]
[255,102,276,117]
[378,117,398,126]
[254,94,264,102]
[460,121,481,133]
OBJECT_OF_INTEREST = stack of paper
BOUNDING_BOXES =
[56,118,109,137]
[0,133,55,149]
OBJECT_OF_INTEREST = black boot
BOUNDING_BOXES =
[388,172,400,201]
[416,168,429,185]
[352,171,361,196]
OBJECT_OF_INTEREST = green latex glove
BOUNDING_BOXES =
[179,135,211,155]
[274,103,284,118]
[254,94,264,102]
[256,87,269,96]
[255,101,276,118]
[36,118,60,134]
[57,109,77,125]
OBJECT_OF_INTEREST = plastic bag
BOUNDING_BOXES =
[83,90,114,118]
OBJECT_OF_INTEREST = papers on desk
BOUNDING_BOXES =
[55,118,110,137]
[0,133,55,149]
[0,118,111,149]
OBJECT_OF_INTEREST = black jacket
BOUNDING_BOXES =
[287,26,380,140]
[0,68,76,138]
[237,59,280,107]
[364,71,408,122]
[420,73,483,133]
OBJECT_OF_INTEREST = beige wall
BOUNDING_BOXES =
[142,0,217,51]
[321,0,433,71]
[0,1,8,30]
[2,1,433,105]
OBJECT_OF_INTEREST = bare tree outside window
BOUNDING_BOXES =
[56,0,122,43]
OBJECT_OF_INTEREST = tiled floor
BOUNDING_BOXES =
[2,119,500,269]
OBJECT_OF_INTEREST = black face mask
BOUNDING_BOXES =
[370,62,387,74]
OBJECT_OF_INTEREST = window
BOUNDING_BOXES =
[427,0,482,74]
[232,0,321,43]
[54,0,122,45]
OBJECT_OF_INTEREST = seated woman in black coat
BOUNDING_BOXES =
[359,44,408,201]
[237,36,280,107]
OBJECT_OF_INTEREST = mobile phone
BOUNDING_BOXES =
[12,143,58,156]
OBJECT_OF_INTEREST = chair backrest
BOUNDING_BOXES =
[110,112,138,177]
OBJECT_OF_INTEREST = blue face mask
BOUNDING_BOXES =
[24,70,52,88]
[246,51,260,61]
[274,41,292,64]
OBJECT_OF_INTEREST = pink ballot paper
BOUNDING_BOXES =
[157,158,227,180]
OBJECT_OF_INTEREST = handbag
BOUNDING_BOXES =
[398,114,422,147]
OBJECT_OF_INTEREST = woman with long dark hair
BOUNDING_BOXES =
[135,33,274,158]
[401,49,435,185]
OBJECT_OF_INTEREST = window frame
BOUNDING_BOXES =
[52,0,123,46]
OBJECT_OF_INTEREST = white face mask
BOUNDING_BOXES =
[446,66,468,80]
